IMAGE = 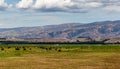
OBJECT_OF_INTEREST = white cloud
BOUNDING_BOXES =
[15,0,120,13]
[32,0,80,12]
[32,0,74,9]
[104,5,120,12]
[85,2,102,8]
[16,0,33,9]
[16,0,103,13]
[0,0,12,10]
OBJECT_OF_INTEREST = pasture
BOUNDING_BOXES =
[0,44,120,69]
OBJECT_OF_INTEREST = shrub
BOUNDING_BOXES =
[1,47,4,51]
[45,48,48,51]
[23,48,26,51]
[29,48,31,50]
[49,47,52,50]
[8,46,11,49]
[58,49,61,52]
[15,47,20,50]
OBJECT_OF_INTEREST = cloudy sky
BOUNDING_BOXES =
[0,0,120,28]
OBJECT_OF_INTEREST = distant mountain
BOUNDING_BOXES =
[0,20,120,40]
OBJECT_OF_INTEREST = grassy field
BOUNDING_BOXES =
[0,44,120,69]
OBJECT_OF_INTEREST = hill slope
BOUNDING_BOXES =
[0,20,120,39]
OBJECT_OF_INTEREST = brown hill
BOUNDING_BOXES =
[0,20,120,40]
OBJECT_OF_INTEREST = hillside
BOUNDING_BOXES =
[0,20,120,40]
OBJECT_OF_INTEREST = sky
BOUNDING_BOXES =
[0,0,120,28]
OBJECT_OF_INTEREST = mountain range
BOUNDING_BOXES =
[0,20,120,40]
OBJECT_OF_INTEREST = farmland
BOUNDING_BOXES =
[0,44,120,69]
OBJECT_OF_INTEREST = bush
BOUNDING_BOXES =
[15,47,20,50]
[8,46,11,49]
[23,48,26,51]
[45,48,48,51]
[58,49,61,52]
[49,47,52,50]
[1,47,4,51]
[29,48,31,50]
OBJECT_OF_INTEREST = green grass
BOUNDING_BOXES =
[0,44,120,69]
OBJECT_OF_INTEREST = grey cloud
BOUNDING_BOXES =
[15,0,120,13]
[0,0,12,11]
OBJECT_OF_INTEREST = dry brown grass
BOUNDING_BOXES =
[0,52,120,69]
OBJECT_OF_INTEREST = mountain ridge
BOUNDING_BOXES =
[0,20,120,39]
